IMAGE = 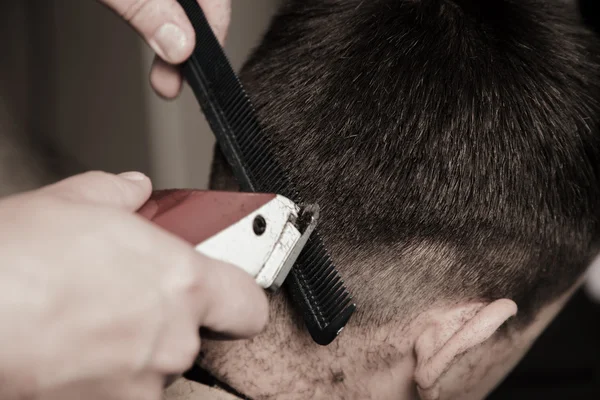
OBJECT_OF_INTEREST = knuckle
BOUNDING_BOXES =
[121,0,147,21]
[41,171,112,203]
[174,249,206,295]
[81,171,139,206]
[80,170,115,183]
[166,333,201,373]
[162,249,209,316]
[58,171,115,201]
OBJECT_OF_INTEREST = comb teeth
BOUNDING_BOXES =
[176,0,355,345]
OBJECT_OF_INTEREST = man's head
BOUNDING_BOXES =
[202,0,600,398]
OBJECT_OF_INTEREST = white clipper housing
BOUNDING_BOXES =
[196,195,319,291]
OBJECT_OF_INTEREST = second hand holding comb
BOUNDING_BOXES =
[174,0,356,345]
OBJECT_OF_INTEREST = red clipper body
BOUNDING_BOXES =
[138,190,319,292]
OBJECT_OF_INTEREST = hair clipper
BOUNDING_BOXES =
[138,190,319,291]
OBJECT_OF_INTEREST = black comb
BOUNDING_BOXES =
[175,0,355,345]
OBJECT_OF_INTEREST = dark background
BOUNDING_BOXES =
[489,3,600,398]
[489,290,600,399]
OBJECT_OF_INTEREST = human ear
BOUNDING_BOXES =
[413,299,517,400]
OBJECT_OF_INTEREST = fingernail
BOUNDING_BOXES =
[119,171,147,181]
[150,23,188,62]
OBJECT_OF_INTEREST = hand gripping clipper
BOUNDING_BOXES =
[138,190,319,291]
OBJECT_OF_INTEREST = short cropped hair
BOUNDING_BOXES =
[210,0,600,328]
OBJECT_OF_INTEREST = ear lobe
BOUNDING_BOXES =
[414,299,517,400]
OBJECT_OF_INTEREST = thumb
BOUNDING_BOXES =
[100,0,196,65]
[98,0,231,65]
[43,171,153,211]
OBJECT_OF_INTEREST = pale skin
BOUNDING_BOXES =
[0,171,268,400]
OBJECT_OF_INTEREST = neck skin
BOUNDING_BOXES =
[163,283,578,400]
[171,321,420,400]
[183,313,458,399]
[201,297,430,399]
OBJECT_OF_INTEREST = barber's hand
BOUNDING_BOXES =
[0,171,267,400]
[98,0,232,99]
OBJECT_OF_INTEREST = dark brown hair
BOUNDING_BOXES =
[210,0,600,328]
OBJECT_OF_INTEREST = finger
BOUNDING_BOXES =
[196,255,269,338]
[150,55,183,99]
[155,248,269,344]
[101,0,194,64]
[197,0,232,44]
[43,171,152,211]
[99,0,231,67]
[148,252,268,373]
